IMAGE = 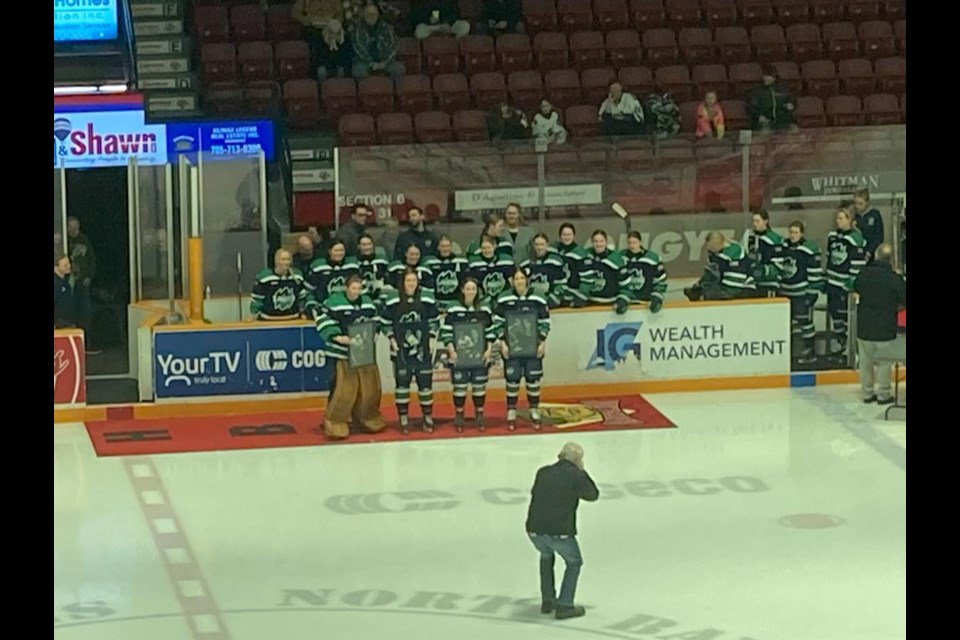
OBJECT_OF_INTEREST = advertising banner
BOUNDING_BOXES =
[543,301,791,385]
[54,331,86,406]
[54,109,168,168]
[54,0,119,42]
[154,325,334,399]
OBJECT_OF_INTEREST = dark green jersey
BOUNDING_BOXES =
[314,293,379,360]
[781,238,824,298]
[618,248,667,302]
[251,268,307,320]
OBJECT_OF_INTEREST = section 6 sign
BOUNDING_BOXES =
[153,325,333,399]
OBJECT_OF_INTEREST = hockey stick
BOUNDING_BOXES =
[611,201,632,250]
[236,252,243,321]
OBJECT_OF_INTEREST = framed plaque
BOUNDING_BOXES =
[505,310,539,359]
[452,321,486,369]
[396,321,431,369]
[347,320,377,368]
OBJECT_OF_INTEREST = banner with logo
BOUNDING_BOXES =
[153,325,333,399]
[54,331,86,406]
[543,300,791,384]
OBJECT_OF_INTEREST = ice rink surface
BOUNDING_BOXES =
[54,385,906,640]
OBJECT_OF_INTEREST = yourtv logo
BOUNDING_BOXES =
[157,351,240,387]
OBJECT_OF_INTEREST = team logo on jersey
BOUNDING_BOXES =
[587,322,642,371]
[272,286,296,311]
[328,275,347,295]
[830,243,848,266]
[780,256,798,279]
[483,271,505,296]
[436,269,459,295]
[399,311,422,323]
[628,269,646,291]
[591,275,607,294]
[529,271,550,295]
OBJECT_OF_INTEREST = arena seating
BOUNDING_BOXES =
[192,0,906,144]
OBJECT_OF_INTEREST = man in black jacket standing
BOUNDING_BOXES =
[853,244,906,404]
[525,442,600,620]
[393,206,439,261]
[852,189,884,264]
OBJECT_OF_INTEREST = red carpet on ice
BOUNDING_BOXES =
[85,395,676,457]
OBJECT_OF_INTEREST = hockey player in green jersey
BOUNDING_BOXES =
[825,208,867,358]
[251,249,308,321]
[747,208,785,296]
[684,232,757,301]
[617,231,667,313]
[781,221,825,364]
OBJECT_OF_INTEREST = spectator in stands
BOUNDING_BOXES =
[341,0,398,26]
[532,99,568,147]
[467,212,513,257]
[750,65,796,132]
[479,0,523,35]
[66,216,100,355]
[598,83,645,137]
[488,102,531,141]
[294,234,319,274]
[412,0,471,40]
[502,202,536,264]
[853,244,906,404]
[251,249,308,321]
[339,204,372,256]
[315,19,354,82]
[54,254,77,329]
[852,188,885,265]
[350,3,405,80]
[292,0,346,79]
[695,91,726,140]
[394,206,439,260]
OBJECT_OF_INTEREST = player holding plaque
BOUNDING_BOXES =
[315,275,386,439]
[440,278,495,432]
[493,268,551,431]
[381,268,440,434]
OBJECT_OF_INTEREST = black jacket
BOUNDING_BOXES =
[410,0,459,25]
[855,208,884,262]
[482,0,521,25]
[394,225,440,261]
[853,262,906,342]
[525,459,599,536]
[337,219,368,257]
[54,273,76,328]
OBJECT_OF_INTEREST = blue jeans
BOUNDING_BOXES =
[528,533,583,607]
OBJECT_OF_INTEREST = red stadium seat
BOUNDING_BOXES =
[678,28,714,65]
[893,19,906,55]
[802,59,839,98]
[794,95,826,127]
[874,57,905,94]
[822,22,859,60]
[376,112,415,145]
[570,31,606,69]
[642,28,680,66]
[397,74,433,114]
[470,72,508,109]
[565,104,601,138]
[397,38,423,75]
[715,27,752,64]
[692,64,729,99]
[194,6,229,45]
[283,79,321,128]
[581,67,617,104]
[770,60,803,95]
[838,58,875,97]
[859,20,897,59]
[619,66,655,96]
[461,35,497,75]
[204,82,244,115]
[275,40,310,82]
[496,34,534,75]
[772,0,810,25]
[244,81,280,116]
[631,0,666,30]
[786,23,823,62]
[740,0,776,28]
[267,4,301,42]
[545,69,582,108]
[230,5,266,42]
[606,30,642,69]
[656,64,694,102]
[558,0,596,33]
[751,25,788,63]
[320,78,358,119]
[358,76,395,115]
[452,110,489,141]
[201,43,238,84]
[703,0,738,27]
[847,0,881,22]
[810,0,844,24]
[665,0,702,28]
[863,93,901,125]
[508,70,544,112]
[433,73,471,113]
[423,36,460,76]
[534,32,570,73]
[825,95,864,126]
[339,114,377,146]
[237,41,273,82]
[723,99,750,130]
[522,0,559,35]
[414,111,454,142]
[729,62,763,97]
[594,0,631,32]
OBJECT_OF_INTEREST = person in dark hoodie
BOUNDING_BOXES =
[54,254,77,329]
[66,216,100,354]
[852,188,884,264]
[749,65,796,132]
[488,102,531,141]
[393,206,439,261]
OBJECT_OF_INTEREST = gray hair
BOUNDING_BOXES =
[559,442,584,464]
[875,243,893,264]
